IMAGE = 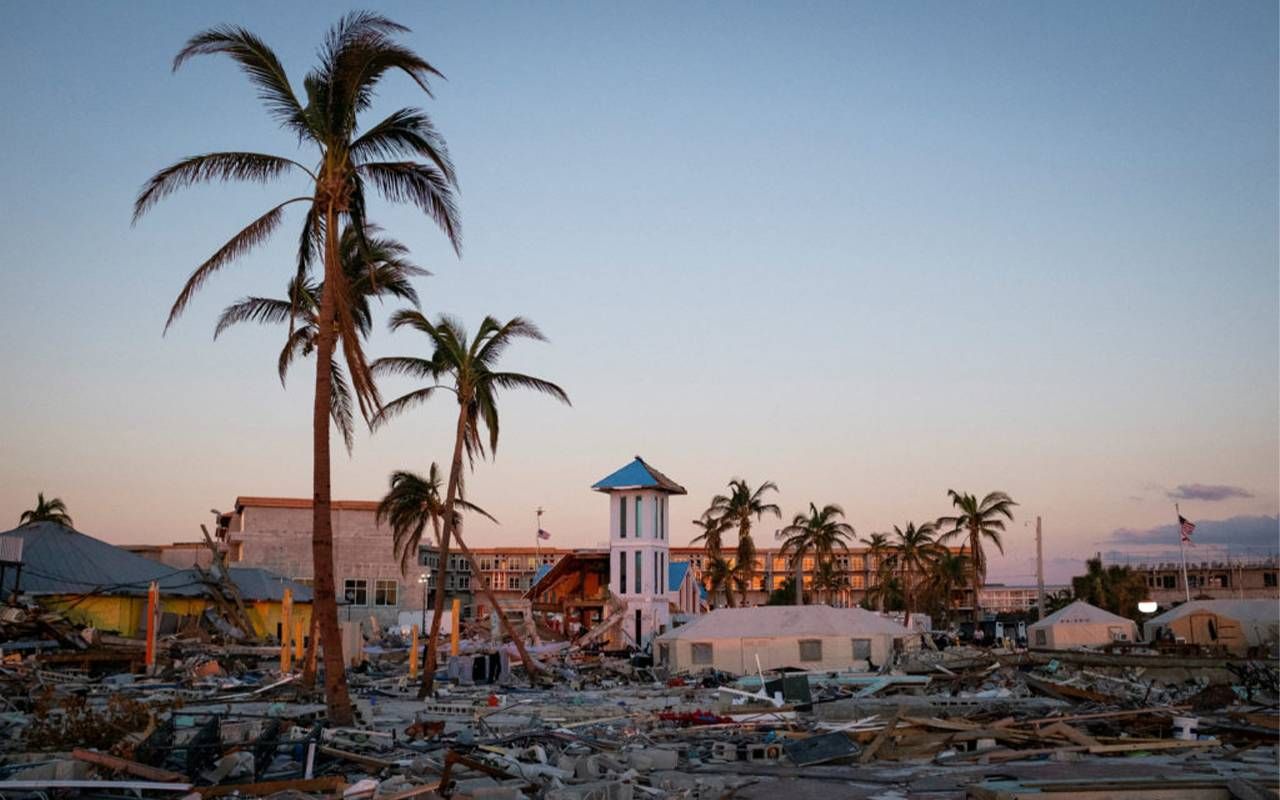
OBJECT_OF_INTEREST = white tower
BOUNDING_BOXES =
[592,456,686,649]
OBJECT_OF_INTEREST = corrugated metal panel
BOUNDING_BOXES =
[0,537,23,564]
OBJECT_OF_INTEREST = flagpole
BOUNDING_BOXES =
[1176,503,1190,603]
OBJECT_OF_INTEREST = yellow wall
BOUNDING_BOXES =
[38,595,311,641]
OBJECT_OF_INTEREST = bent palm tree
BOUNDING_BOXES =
[703,556,738,609]
[708,479,780,605]
[373,313,569,694]
[135,13,460,724]
[811,557,849,605]
[777,503,856,606]
[887,521,940,628]
[689,513,730,560]
[937,490,1017,621]
[215,226,424,451]
[377,465,494,576]
[18,493,73,528]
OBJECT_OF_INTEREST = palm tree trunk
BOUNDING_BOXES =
[417,513,447,698]
[311,207,353,726]
[793,553,803,606]
[969,527,983,623]
[420,405,469,697]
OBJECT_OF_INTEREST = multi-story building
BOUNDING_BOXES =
[978,583,1069,614]
[1103,553,1279,607]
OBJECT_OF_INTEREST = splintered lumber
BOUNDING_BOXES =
[0,781,192,793]
[198,776,345,798]
[376,782,444,800]
[71,749,188,783]
[318,745,396,770]
[1040,722,1101,748]
[1085,738,1219,754]
[858,708,901,763]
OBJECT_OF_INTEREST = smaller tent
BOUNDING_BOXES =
[1143,600,1279,656]
[654,605,908,674]
[1027,600,1138,649]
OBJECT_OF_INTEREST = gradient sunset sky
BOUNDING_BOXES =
[1,2,1276,583]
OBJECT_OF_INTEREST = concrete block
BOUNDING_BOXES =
[625,747,679,771]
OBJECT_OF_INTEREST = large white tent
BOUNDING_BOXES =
[654,605,908,674]
[1027,600,1138,649]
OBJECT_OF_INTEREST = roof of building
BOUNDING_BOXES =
[1146,599,1280,626]
[656,604,909,642]
[668,560,691,589]
[0,522,311,602]
[234,496,381,512]
[592,457,687,495]
[1028,600,1136,630]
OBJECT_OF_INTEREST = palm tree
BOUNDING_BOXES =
[864,575,904,612]
[376,465,494,576]
[923,550,971,626]
[861,532,892,612]
[777,503,855,605]
[937,490,1017,621]
[811,557,850,605]
[134,13,461,725]
[377,466,495,694]
[689,513,730,559]
[214,226,424,451]
[887,522,940,628]
[18,493,73,528]
[707,479,780,605]
[703,556,739,609]
[1071,558,1146,619]
[373,313,569,694]
[1043,587,1074,615]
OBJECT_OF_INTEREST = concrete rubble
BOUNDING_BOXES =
[0,614,1275,800]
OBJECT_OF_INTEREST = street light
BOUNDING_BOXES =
[419,570,431,631]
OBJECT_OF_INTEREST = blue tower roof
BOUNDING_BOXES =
[592,456,687,495]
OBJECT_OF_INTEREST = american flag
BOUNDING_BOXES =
[1179,515,1196,545]
[537,529,551,541]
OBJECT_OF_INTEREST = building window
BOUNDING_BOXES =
[480,558,492,571]
[620,497,627,538]
[658,643,670,665]
[343,579,368,606]
[1265,572,1278,587]
[851,639,871,660]
[634,550,642,593]
[374,579,398,607]
[619,550,627,595]
[1035,629,1047,646]
[636,497,643,538]
[851,574,865,589]
[1161,575,1176,589]
[507,576,521,590]
[654,551,659,596]
[457,575,470,590]
[799,639,823,662]
[691,643,713,665]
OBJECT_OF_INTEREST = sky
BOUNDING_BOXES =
[0,2,1276,583]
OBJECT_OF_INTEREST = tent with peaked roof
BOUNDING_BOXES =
[1027,600,1138,649]
[1143,600,1279,656]
[654,605,907,673]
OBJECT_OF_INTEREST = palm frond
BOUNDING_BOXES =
[173,26,311,139]
[134,154,309,223]
[164,198,308,331]
[214,296,296,339]
[330,359,356,453]
[370,386,439,428]
[359,161,460,255]
[487,373,571,406]
[351,108,455,184]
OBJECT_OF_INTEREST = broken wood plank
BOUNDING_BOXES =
[318,745,395,770]
[198,776,345,798]
[858,708,901,763]
[71,748,188,783]
[375,782,444,800]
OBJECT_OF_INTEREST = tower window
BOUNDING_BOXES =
[619,497,627,538]
[636,497,643,538]
[634,550,642,593]
[619,550,627,595]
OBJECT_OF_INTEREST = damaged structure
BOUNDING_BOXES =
[1143,599,1280,657]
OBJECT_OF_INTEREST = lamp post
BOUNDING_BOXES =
[419,570,431,632]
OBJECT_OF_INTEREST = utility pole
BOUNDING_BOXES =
[1035,516,1046,622]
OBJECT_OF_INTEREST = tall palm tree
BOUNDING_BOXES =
[937,490,1017,621]
[707,479,780,605]
[134,13,461,724]
[887,521,940,628]
[861,532,892,611]
[864,575,904,613]
[18,493,73,528]
[214,226,423,451]
[923,550,971,626]
[373,313,569,694]
[703,556,739,609]
[777,503,855,605]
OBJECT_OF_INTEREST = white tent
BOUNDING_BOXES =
[1027,600,1138,649]
[1143,600,1280,656]
[654,605,908,674]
